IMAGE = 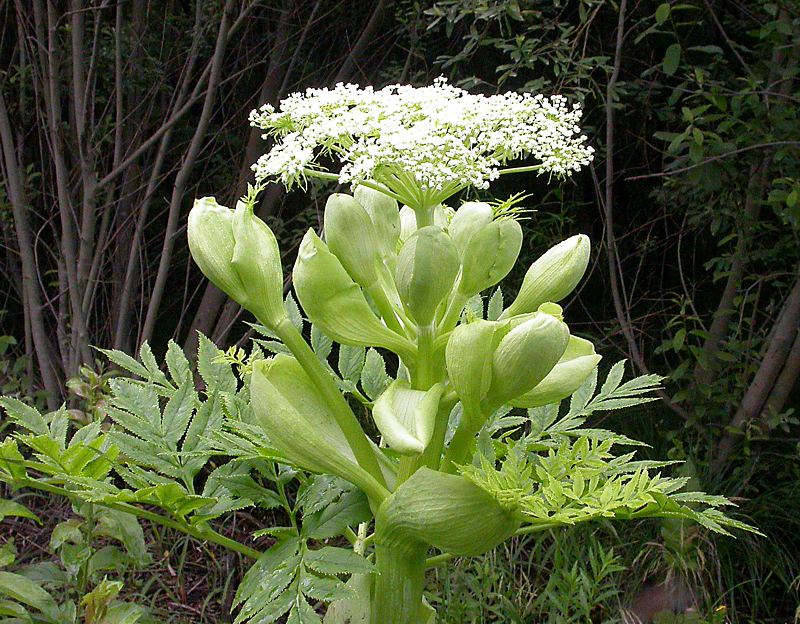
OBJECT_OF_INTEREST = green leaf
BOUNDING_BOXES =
[655,3,670,25]
[487,288,504,321]
[337,345,366,383]
[96,347,151,379]
[360,349,390,401]
[0,397,49,436]
[165,340,191,385]
[0,500,40,524]
[161,380,196,447]
[287,596,322,624]
[311,325,333,361]
[599,361,626,396]
[94,507,151,566]
[304,490,371,540]
[304,547,373,576]
[663,43,681,75]
[197,333,237,394]
[0,571,60,621]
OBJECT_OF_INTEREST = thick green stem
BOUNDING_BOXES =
[371,542,428,624]
[414,323,436,390]
[274,318,389,499]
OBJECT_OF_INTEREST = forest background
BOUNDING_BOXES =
[0,0,798,622]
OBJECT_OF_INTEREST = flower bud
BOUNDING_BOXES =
[488,312,570,405]
[188,197,287,328]
[354,185,400,260]
[398,205,452,244]
[444,320,499,415]
[324,193,382,289]
[293,230,414,358]
[395,226,459,326]
[376,468,519,556]
[502,234,590,319]
[251,355,362,481]
[372,381,444,455]
[448,202,493,255]
[458,218,523,296]
[510,336,601,408]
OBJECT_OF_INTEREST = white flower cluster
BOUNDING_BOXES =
[249,78,594,205]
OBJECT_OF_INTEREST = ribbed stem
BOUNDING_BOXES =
[371,542,428,624]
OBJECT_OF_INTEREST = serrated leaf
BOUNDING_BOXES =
[311,325,333,361]
[337,345,366,382]
[287,595,322,624]
[165,340,191,385]
[286,293,304,331]
[304,547,373,576]
[96,347,151,379]
[360,349,390,401]
[139,342,169,385]
[0,398,49,436]
[197,333,237,394]
[304,490,371,540]
[487,288,504,321]
[161,380,196,447]
[599,361,626,396]
[299,570,353,603]
[569,367,597,412]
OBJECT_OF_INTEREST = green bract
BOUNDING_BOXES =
[376,468,519,556]
[395,226,459,326]
[293,229,414,359]
[251,356,366,486]
[511,336,601,408]
[457,217,523,297]
[324,193,383,289]
[372,381,444,455]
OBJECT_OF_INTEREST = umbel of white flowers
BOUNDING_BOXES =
[248,77,594,212]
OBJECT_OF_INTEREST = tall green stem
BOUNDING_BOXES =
[273,319,389,498]
[371,542,428,624]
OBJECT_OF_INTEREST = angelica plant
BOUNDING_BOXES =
[0,80,754,624]
[185,80,753,623]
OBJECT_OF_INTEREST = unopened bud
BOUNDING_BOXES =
[444,320,499,415]
[293,230,414,358]
[188,197,287,328]
[488,312,570,405]
[458,218,523,296]
[511,336,601,408]
[449,202,493,255]
[354,185,400,261]
[324,193,381,289]
[376,468,519,556]
[502,234,590,319]
[396,226,459,326]
[372,381,443,455]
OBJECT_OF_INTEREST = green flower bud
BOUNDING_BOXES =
[458,218,523,296]
[448,201,493,255]
[502,234,590,319]
[488,312,570,405]
[395,226,460,326]
[251,355,362,481]
[324,193,382,289]
[354,185,400,260]
[376,468,519,556]
[372,381,444,455]
[188,197,287,328]
[444,320,500,416]
[510,336,601,408]
[293,230,414,358]
[398,205,452,244]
